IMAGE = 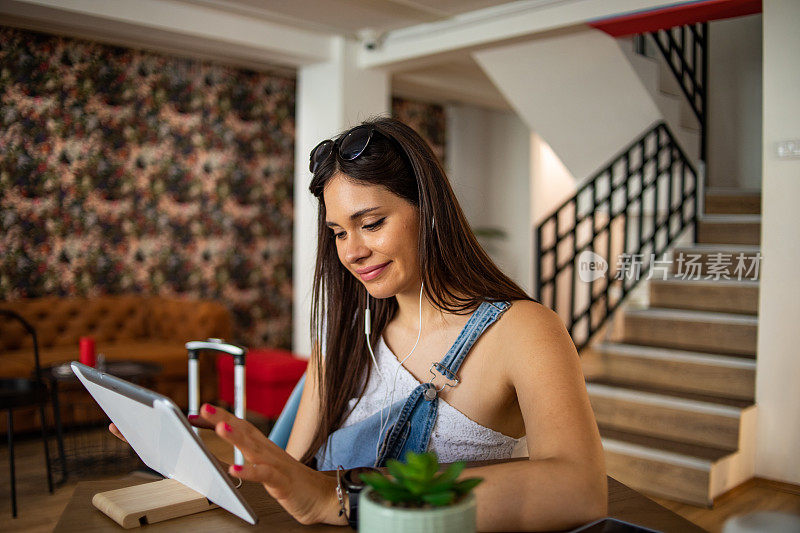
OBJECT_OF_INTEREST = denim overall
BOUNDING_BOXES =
[315,300,511,470]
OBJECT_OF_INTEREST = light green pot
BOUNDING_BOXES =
[359,486,477,533]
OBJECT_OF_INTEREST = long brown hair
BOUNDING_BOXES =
[301,116,534,465]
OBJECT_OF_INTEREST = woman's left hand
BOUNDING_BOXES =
[195,403,345,526]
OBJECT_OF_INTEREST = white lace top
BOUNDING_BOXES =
[340,336,527,463]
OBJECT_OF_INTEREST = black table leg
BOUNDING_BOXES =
[50,380,67,484]
[8,408,17,518]
[39,403,54,493]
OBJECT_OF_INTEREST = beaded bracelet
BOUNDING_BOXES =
[336,465,348,518]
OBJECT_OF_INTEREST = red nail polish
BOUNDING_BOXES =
[224,422,233,432]
[188,414,199,421]
[204,404,216,414]
[233,465,243,472]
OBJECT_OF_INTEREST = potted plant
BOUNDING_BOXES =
[359,451,482,533]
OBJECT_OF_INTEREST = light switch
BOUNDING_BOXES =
[776,140,800,158]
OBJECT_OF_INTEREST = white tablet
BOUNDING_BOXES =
[71,362,258,525]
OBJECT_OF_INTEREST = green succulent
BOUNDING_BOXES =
[360,451,482,508]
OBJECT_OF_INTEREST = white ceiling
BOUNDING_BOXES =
[178,0,527,38]
[3,0,692,112]
[176,0,535,110]
[1,0,606,111]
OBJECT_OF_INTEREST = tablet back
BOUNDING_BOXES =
[71,362,257,525]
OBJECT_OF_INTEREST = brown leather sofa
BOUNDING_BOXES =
[1,295,231,431]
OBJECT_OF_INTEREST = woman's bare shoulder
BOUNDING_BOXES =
[501,299,564,333]
[495,299,576,363]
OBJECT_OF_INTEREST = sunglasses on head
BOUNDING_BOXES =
[309,125,376,174]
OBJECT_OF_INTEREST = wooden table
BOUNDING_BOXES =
[55,471,705,532]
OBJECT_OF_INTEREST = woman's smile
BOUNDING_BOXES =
[357,261,391,281]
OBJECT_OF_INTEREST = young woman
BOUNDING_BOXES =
[113,117,606,530]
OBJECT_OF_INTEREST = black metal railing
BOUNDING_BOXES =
[647,23,708,162]
[534,122,699,351]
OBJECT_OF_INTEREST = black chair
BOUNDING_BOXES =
[1,309,66,518]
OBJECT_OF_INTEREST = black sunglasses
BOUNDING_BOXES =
[309,125,375,174]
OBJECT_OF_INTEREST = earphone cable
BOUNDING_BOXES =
[368,281,425,459]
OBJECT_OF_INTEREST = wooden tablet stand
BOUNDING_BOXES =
[92,479,218,529]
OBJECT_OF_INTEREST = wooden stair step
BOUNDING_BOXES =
[599,425,733,462]
[598,403,758,506]
[697,215,761,245]
[649,276,759,315]
[623,307,758,356]
[704,189,761,215]
[671,244,761,279]
[600,426,733,505]
[588,377,754,408]
[587,382,745,450]
[602,438,713,505]
[584,343,756,400]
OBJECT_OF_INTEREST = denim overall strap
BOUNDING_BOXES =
[315,396,409,471]
[374,300,512,466]
[434,300,512,382]
[374,382,438,466]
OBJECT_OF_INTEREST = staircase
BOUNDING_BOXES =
[582,189,761,506]
[619,34,702,166]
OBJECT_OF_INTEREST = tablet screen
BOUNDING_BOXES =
[71,362,257,524]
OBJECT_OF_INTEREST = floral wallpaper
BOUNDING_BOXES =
[0,27,446,350]
[392,96,446,164]
[0,27,295,348]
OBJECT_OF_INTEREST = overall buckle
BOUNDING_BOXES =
[425,362,459,400]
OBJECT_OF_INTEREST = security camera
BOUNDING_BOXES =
[358,28,381,51]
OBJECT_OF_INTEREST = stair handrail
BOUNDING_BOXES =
[534,121,699,351]
[644,23,708,163]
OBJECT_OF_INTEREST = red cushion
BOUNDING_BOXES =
[216,348,307,419]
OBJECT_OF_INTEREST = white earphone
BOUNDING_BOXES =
[364,215,433,460]
[365,280,424,460]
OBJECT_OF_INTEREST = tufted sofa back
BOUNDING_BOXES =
[0,295,231,352]
[145,298,233,342]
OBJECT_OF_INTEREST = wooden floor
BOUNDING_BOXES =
[2,429,799,532]
[653,479,800,532]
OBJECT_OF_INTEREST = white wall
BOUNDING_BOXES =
[473,25,661,182]
[529,130,578,312]
[755,0,800,485]
[530,131,576,227]
[445,104,533,294]
[444,105,490,227]
[293,37,390,357]
[707,14,763,189]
